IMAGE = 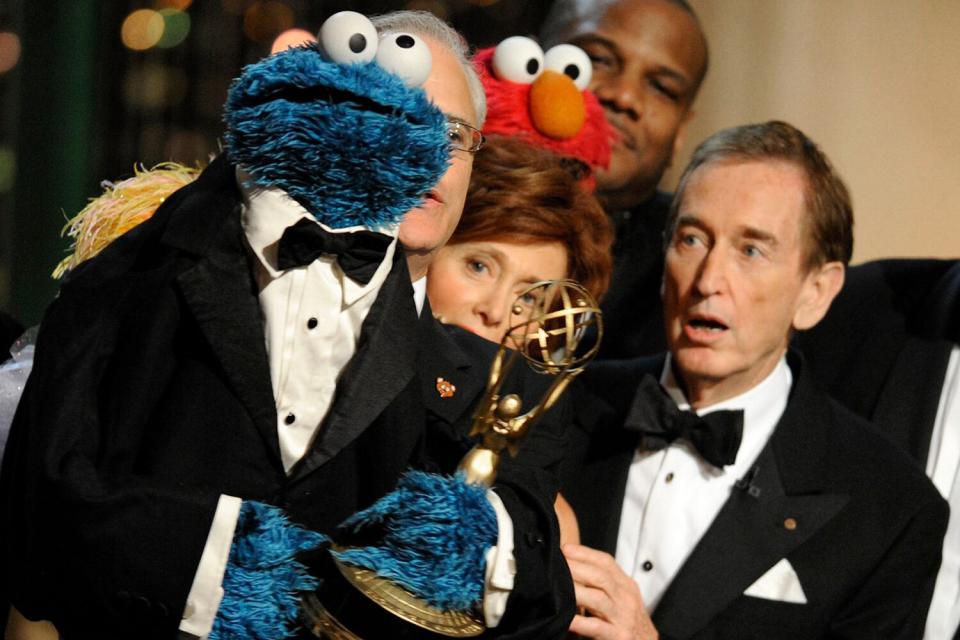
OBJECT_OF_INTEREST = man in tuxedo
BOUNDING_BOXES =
[0,11,573,639]
[540,0,708,358]
[794,258,960,638]
[562,121,948,639]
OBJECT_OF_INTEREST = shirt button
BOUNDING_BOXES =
[284,413,296,425]
[642,560,654,572]
[665,472,675,483]
[307,317,318,330]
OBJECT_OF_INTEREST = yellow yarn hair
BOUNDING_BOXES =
[53,162,201,279]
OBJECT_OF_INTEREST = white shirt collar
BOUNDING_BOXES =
[237,168,398,305]
[411,276,427,318]
[660,353,793,467]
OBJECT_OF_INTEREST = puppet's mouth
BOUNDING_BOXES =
[249,85,423,123]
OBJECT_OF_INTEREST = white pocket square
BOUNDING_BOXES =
[743,558,808,604]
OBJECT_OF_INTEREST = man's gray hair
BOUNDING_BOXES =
[371,11,486,126]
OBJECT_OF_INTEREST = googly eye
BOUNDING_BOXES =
[318,11,378,64]
[544,44,592,90]
[375,32,432,87]
[491,36,544,85]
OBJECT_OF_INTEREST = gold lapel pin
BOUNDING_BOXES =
[436,377,456,399]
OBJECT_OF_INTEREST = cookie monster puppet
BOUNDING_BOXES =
[213,12,500,640]
[0,10,506,640]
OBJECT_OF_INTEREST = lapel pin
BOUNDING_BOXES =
[436,377,456,399]
[783,517,798,531]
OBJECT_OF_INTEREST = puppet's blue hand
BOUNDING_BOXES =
[332,471,498,611]
[210,501,326,640]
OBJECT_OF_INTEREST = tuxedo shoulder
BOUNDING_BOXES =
[59,157,239,292]
[582,355,661,398]
[819,394,945,511]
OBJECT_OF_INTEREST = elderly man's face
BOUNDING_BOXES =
[399,36,478,280]
[663,160,843,406]
[562,0,706,210]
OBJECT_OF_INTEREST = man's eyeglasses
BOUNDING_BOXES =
[446,120,485,153]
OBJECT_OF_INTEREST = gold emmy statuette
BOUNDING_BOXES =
[302,280,602,639]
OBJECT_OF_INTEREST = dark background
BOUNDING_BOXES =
[0,0,554,326]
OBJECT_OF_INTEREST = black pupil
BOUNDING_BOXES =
[526,58,539,75]
[396,34,415,49]
[348,33,366,54]
[565,64,580,80]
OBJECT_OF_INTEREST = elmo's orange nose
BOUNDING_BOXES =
[529,70,586,140]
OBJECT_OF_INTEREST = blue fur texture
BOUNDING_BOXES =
[224,43,450,229]
[210,500,327,640]
[333,471,497,611]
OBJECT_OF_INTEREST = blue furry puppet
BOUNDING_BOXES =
[208,12,498,640]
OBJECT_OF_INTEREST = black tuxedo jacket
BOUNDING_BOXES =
[597,192,671,360]
[562,354,947,639]
[794,258,960,466]
[0,158,573,638]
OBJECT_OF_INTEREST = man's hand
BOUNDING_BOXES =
[562,543,658,640]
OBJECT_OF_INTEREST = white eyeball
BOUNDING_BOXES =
[318,11,378,64]
[544,44,592,90]
[375,32,432,87]
[491,36,544,84]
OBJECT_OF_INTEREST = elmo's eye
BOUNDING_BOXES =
[376,32,432,86]
[544,44,592,90]
[318,11,378,64]
[492,36,544,84]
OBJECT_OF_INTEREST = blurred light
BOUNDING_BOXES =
[243,1,295,43]
[0,32,21,74]
[271,28,315,54]
[155,0,193,9]
[157,9,191,48]
[0,146,16,193]
[164,130,212,164]
[221,0,250,16]
[124,64,188,110]
[404,0,449,21]
[122,9,165,51]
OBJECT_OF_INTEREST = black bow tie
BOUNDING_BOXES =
[276,218,392,285]
[624,374,744,468]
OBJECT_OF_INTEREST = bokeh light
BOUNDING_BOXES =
[157,9,191,48]
[221,0,250,16]
[271,28,316,54]
[0,32,21,74]
[243,1,295,43]
[405,0,450,21]
[124,64,189,110]
[155,0,193,9]
[122,9,165,51]
[0,146,16,194]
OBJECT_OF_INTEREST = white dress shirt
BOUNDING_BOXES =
[616,356,792,611]
[180,172,398,635]
[924,345,960,640]
[181,174,513,636]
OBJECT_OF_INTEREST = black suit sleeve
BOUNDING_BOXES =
[0,270,218,637]
[828,491,948,639]
[491,392,575,639]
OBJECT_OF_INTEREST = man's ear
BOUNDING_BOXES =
[793,261,845,331]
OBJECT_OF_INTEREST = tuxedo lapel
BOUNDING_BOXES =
[174,200,283,471]
[289,254,419,481]
[569,358,664,555]
[653,360,849,639]
[417,313,488,429]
